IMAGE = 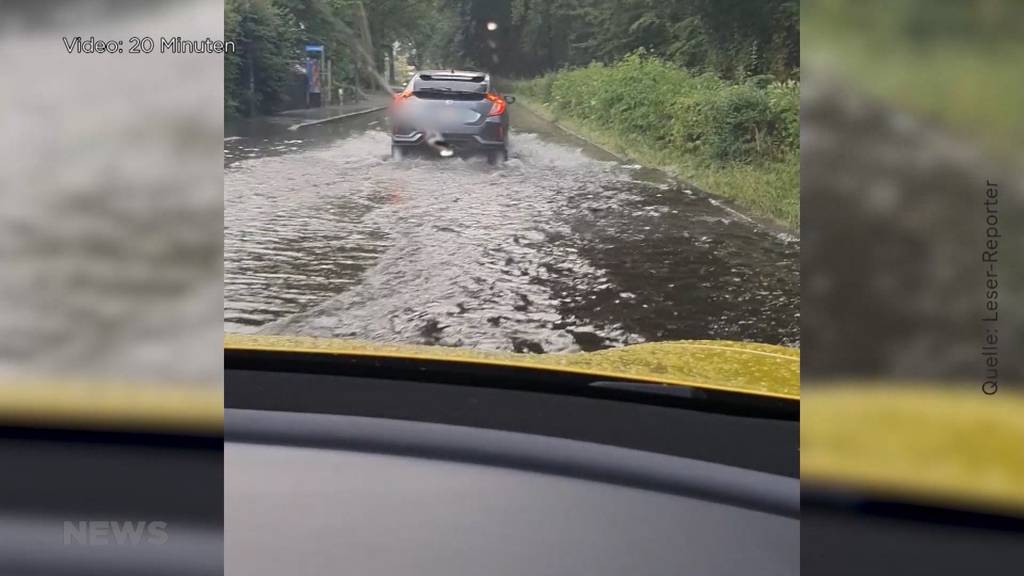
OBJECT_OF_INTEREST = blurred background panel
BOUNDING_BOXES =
[802,0,1021,381]
[802,0,1023,573]
[0,2,223,574]
[0,0,223,388]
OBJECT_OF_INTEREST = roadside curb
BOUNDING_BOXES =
[287,105,388,131]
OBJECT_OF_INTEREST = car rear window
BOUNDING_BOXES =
[412,75,488,95]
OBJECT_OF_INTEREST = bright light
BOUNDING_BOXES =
[486,21,498,31]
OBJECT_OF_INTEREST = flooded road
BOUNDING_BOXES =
[225,106,799,352]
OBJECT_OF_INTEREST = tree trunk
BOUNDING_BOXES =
[388,44,396,84]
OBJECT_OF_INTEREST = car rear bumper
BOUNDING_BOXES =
[392,133,505,150]
[392,121,506,150]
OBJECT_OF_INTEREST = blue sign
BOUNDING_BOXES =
[305,45,324,53]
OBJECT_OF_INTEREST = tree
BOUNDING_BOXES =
[224,0,799,117]
[225,0,301,116]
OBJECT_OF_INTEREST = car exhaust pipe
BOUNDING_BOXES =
[426,134,454,157]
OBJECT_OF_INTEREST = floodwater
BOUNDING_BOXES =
[224,106,799,352]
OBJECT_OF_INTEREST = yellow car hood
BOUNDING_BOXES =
[804,384,1024,517]
[225,334,799,400]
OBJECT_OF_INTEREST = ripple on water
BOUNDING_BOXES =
[225,129,799,351]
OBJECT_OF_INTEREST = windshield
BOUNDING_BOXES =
[223,0,800,393]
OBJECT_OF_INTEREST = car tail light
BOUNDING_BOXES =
[485,92,506,116]
[392,86,413,105]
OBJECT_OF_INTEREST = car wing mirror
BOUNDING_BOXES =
[505,95,516,104]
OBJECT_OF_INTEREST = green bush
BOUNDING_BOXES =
[516,53,799,164]
[513,53,800,227]
[224,0,301,118]
[519,72,558,102]
[703,84,773,161]
[766,79,800,153]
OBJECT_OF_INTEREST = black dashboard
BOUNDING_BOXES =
[224,351,800,575]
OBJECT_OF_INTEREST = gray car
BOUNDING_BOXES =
[389,70,514,164]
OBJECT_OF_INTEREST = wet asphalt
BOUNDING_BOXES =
[224,105,799,352]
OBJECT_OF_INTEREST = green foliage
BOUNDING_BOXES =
[706,84,780,162]
[225,0,798,117]
[449,0,798,80]
[225,0,460,118]
[225,0,302,117]
[516,53,800,226]
[403,0,462,68]
[518,53,799,163]
[766,79,799,152]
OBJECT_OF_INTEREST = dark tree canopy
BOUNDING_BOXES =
[225,0,799,117]
[443,0,798,79]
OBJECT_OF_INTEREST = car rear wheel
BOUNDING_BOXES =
[487,148,507,165]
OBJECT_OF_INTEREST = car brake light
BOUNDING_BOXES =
[485,92,506,116]
[393,86,413,104]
